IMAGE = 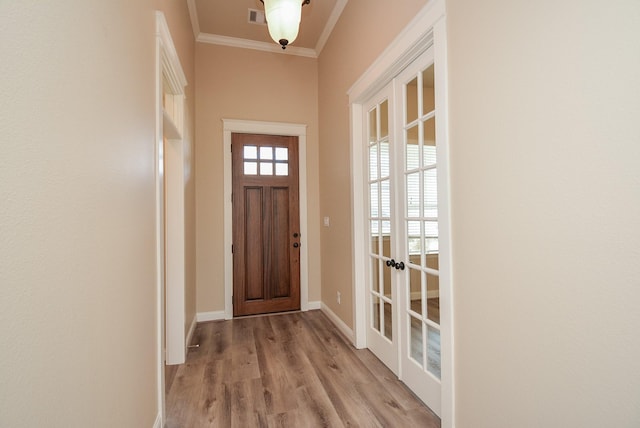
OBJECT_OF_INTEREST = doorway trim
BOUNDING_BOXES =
[347,0,454,427]
[155,10,188,427]
[222,119,309,319]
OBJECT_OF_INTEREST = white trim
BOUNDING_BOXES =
[154,21,165,428]
[307,300,322,310]
[222,119,310,320]
[186,0,200,39]
[348,1,454,427]
[350,102,367,350]
[197,33,317,58]
[186,314,197,350]
[152,412,162,428]
[157,13,188,94]
[164,136,186,366]
[347,0,445,103]
[433,19,455,428]
[186,0,348,58]
[154,11,188,425]
[315,0,348,55]
[321,303,354,342]
[196,311,227,322]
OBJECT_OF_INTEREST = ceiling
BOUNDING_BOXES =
[187,0,348,58]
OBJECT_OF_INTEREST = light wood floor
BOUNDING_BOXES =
[165,310,440,428]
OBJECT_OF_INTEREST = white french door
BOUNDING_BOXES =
[365,84,398,374]
[364,46,447,416]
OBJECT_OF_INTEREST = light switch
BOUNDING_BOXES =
[323,216,330,227]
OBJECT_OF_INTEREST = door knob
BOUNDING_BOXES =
[293,232,299,238]
[395,261,405,270]
[293,242,300,248]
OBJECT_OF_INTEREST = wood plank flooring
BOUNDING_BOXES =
[166,310,440,428]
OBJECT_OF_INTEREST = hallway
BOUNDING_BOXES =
[166,311,440,427]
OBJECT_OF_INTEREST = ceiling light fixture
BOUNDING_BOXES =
[259,0,310,50]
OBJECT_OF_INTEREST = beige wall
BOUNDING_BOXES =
[156,0,198,343]
[0,1,195,426]
[447,0,640,426]
[0,1,179,427]
[317,0,429,327]
[195,44,321,313]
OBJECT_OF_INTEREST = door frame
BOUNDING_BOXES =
[223,119,309,319]
[347,0,454,426]
[155,11,188,427]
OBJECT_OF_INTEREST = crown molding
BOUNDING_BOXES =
[186,0,349,59]
[186,0,200,39]
[197,32,317,58]
[315,0,348,55]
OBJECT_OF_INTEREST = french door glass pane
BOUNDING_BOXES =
[383,258,392,297]
[382,221,391,258]
[369,145,378,180]
[406,126,420,170]
[406,77,419,124]
[369,109,377,143]
[380,100,389,138]
[422,64,435,114]
[424,221,438,238]
[426,271,440,324]
[381,180,391,217]
[409,267,422,316]
[427,326,441,378]
[380,142,390,178]
[372,295,380,331]
[371,258,380,292]
[406,173,420,218]
[410,316,423,364]
[370,183,379,217]
[370,220,379,253]
[424,168,438,218]
[407,220,420,255]
[384,302,393,340]
[424,119,436,166]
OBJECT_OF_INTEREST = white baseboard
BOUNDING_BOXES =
[153,412,162,428]
[320,302,354,342]
[197,310,226,322]
[307,300,321,310]
[186,314,197,349]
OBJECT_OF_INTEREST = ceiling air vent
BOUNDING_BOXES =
[248,9,266,25]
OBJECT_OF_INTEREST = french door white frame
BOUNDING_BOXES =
[348,1,454,426]
[222,119,310,320]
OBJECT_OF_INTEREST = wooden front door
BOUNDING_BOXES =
[232,133,301,317]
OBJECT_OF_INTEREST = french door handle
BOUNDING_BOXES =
[395,261,405,271]
[386,259,395,267]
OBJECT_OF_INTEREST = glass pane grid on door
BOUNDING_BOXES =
[403,63,441,381]
[368,100,393,342]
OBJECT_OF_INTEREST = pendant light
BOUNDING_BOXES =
[260,0,310,50]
